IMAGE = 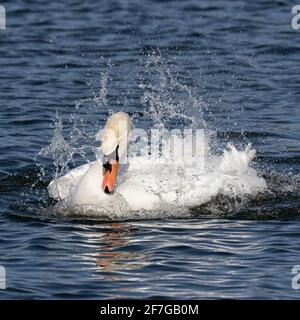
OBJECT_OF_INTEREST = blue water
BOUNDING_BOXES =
[0,0,299,299]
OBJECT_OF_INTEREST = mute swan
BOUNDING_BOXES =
[47,112,267,217]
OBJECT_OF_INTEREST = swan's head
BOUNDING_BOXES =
[101,112,132,194]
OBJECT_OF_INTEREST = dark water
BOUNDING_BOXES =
[0,0,299,299]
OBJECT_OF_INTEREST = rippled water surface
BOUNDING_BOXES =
[0,0,299,299]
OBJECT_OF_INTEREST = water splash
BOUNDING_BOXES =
[139,51,206,130]
[36,63,113,185]
[31,51,300,220]
[38,111,72,178]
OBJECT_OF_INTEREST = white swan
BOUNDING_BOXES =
[48,112,267,217]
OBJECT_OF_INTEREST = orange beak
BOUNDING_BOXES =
[102,160,119,194]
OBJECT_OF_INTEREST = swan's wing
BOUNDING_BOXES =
[48,161,96,200]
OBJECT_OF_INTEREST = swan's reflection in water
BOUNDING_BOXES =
[83,223,147,274]
[77,223,148,297]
